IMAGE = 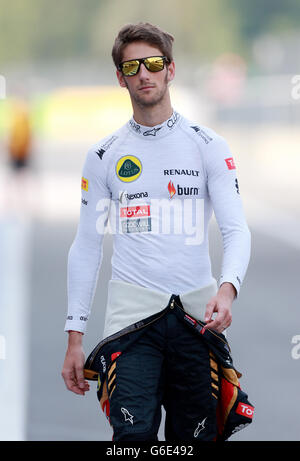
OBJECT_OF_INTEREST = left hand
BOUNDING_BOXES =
[203,282,236,333]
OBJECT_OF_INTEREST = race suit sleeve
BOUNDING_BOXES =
[64,147,111,333]
[203,135,251,296]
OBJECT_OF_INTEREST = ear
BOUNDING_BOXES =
[167,61,175,84]
[116,69,127,88]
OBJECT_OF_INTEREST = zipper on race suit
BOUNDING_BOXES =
[172,298,230,350]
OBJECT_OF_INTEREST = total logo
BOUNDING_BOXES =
[120,205,150,219]
[236,403,254,419]
[168,180,199,199]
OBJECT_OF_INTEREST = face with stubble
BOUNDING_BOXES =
[116,41,175,109]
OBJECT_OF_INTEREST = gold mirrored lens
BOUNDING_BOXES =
[122,60,140,76]
[144,57,165,72]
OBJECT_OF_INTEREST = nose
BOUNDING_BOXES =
[138,62,150,79]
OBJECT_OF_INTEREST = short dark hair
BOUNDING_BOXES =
[112,22,174,67]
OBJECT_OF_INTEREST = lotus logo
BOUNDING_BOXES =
[116,155,142,183]
[168,180,176,198]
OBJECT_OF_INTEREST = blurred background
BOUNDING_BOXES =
[0,0,299,441]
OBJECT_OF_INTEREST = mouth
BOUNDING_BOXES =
[139,85,155,91]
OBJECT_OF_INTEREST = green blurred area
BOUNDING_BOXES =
[1,0,299,139]
[0,0,300,64]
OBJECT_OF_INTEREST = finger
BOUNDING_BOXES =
[62,369,76,390]
[75,366,85,389]
[205,321,223,333]
[222,317,232,331]
[218,309,232,329]
[83,380,90,392]
[68,382,86,395]
[62,369,85,394]
[204,300,216,324]
[69,373,87,395]
[205,311,226,332]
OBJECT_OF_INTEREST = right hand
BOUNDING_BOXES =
[61,333,90,395]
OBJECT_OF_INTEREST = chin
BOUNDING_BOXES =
[135,93,165,108]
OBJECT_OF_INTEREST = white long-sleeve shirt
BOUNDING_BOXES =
[64,111,251,335]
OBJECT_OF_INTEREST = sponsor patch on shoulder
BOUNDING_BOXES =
[81,177,89,191]
[95,135,118,160]
[190,126,213,144]
[225,157,236,170]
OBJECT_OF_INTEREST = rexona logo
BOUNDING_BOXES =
[167,181,199,198]
[116,155,142,182]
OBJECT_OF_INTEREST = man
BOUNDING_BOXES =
[62,22,252,441]
[8,99,32,169]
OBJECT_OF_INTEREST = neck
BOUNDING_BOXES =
[132,93,173,127]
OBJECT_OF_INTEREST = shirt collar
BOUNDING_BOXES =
[128,111,181,138]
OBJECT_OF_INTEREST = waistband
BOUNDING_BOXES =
[102,279,218,340]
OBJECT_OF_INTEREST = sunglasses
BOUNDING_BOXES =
[118,56,169,77]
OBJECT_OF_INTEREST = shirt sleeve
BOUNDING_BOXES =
[64,147,111,333]
[203,134,251,296]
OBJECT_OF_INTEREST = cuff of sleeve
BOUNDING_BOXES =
[64,318,88,334]
[218,275,241,298]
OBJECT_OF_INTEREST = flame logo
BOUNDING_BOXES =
[168,180,176,198]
